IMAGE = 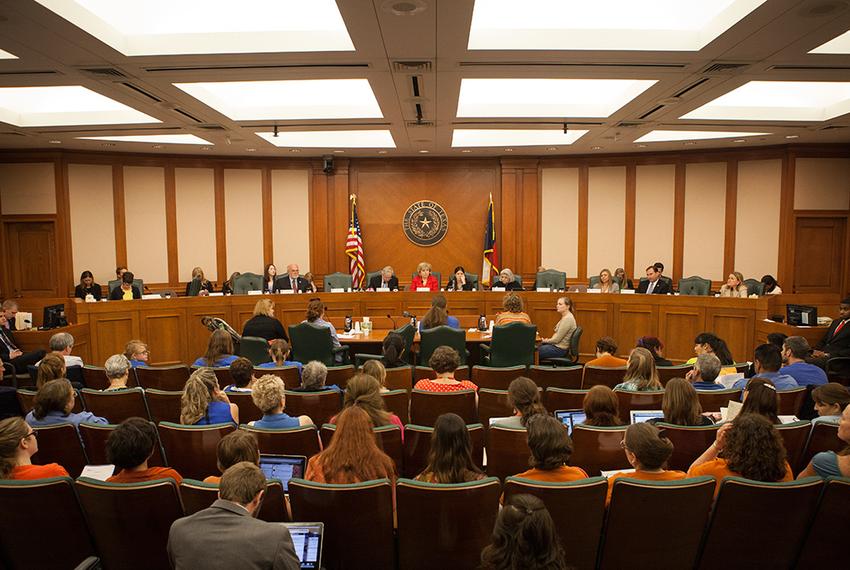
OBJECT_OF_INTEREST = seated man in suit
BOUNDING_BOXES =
[368,265,399,291]
[168,462,300,570]
[637,265,671,294]
[277,264,311,293]
[811,297,850,369]
[0,313,45,373]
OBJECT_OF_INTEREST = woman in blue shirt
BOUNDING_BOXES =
[303,299,343,363]
[192,329,239,368]
[180,368,238,425]
[124,340,150,368]
[257,339,303,374]
[25,378,107,428]
[798,404,850,479]
[249,375,313,429]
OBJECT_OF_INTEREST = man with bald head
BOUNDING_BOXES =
[367,266,399,291]
[277,264,310,293]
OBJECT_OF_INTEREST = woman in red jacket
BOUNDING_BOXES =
[411,261,439,291]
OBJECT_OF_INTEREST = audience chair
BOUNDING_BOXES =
[289,478,394,570]
[256,480,290,522]
[657,364,693,386]
[32,422,88,477]
[486,425,531,481]
[157,422,236,480]
[75,477,183,570]
[535,269,567,290]
[232,272,262,294]
[241,424,321,458]
[82,365,111,390]
[601,477,716,570]
[539,326,583,367]
[799,421,843,472]
[397,477,500,570]
[321,423,403,471]
[825,356,850,384]
[227,391,263,424]
[527,364,583,390]
[678,276,711,296]
[418,325,469,366]
[0,477,96,570]
[325,364,355,390]
[393,322,417,364]
[81,387,150,424]
[696,477,824,570]
[192,366,232,390]
[544,387,589,412]
[696,388,741,412]
[135,365,190,391]
[322,272,353,291]
[413,365,470,382]
[615,389,664,418]
[238,335,272,365]
[775,420,812,475]
[471,364,527,390]
[657,423,720,472]
[504,477,607,570]
[381,388,409,425]
[403,423,485,479]
[144,389,182,424]
[795,477,850,567]
[289,322,350,366]
[732,362,750,374]
[480,323,537,367]
[283,389,342,427]
[477,388,513,428]
[15,388,37,415]
[382,365,413,391]
[80,421,165,467]
[254,365,300,389]
[582,366,626,389]
[777,386,807,416]
[570,425,630,476]
[409,389,477,426]
[179,478,219,515]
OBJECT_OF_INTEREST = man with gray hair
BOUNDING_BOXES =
[686,353,724,390]
[293,360,340,393]
[168,462,300,570]
[780,336,827,387]
[47,332,83,368]
[367,265,399,291]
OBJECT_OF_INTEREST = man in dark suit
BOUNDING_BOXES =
[637,265,672,294]
[168,462,300,570]
[812,297,850,367]
[0,313,45,373]
[277,264,311,293]
[368,265,399,291]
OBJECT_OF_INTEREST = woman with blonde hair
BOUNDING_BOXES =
[36,353,66,389]
[192,329,238,368]
[720,271,748,298]
[0,417,69,480]
[180,368,238,425]
[495,293,531,325]
[332,373,404,436]
[361,359,389,391]
[185,266,214,296]
[242,298,288,342]
[538,297,577,361]
[124,340,149,367]
[653,378,713,426]
[597,268,620,294]
[411,261,439,291]
[614,347,662,391]
[250,374,312,428]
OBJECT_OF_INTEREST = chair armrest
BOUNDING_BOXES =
[2,362,17,388]
[354,353,382,367]
[333,345,351,364]
[480,344,491,355]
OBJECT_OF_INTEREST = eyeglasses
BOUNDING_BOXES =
[619,440,628,450]
[24,431,37,440]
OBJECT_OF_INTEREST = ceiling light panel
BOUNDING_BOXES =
[33,0,354,55]
[457,78,657,118]
[468,0,766,51]
[452,129,588,147]
[256,130,395,148]
[634,130,769,143]
[174,79,383,121]
[0,49,18,59]
[0,85,159,127]
[78,134,213,144]
[810,30,850,54]
[681,81,850,121]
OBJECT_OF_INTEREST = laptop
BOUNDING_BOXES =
[555,409,586,435]
[283,522,324,570]
[630,410,664,424]
[258,454,306,492]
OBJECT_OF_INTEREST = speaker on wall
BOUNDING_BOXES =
[322,156,335,175]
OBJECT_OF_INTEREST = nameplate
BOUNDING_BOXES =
[142,294,161,300]
[376,287,391,292]
[279,289,295,295]
[330,288,347,293]
[248,290,263,295]
[492,287,505,292]
[536,287,551,292]
[208,292,224,297]
[416,287,431,292]
[586,288,601,294]
[620,289,636,295]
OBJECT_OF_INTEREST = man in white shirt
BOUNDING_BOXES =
[47,332,84,367]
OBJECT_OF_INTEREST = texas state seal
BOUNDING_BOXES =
[402,200,449,246]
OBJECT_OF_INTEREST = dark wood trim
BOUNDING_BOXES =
[624,165,636,280]
[792,209,850,217]
[577,165,589,280]
[163,165,179,287]
[213,165,227,283]
[723,159,738,278]
[778,152,795,291]
[672,161,686,283]
[54,158,74,296]
[262,167,273,266]
[112,165,127,270]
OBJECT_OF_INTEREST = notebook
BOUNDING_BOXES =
[630,410,664,424]
[555,409,586,435]
[258,454,306,492]
[282,522,324,570]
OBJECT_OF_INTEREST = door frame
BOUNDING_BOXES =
[791,209,850,296]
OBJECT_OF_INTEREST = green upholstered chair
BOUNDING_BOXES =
[463,272,479,290]
[233,272,263,294]
[323,272,353,291]
[418,325,468,365]
[108,278,144,294]
[365,270,383,286]
[480,322,537,367]
[588,275,602,288]
[795,477,850,567]
[678,276,711,296]
[354,322,415,366]
[238,335,272,365]
[743,278,764,296]
[539,325,583,367]
[288,322,349,365]
[536,269,567,290]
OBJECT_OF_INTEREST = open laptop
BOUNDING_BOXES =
[259,454,306,492]
[630,410,664,424]
[283,522,324,570]
[555,409,586,435]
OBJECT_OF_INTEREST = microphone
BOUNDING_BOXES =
[402,311,412,318]
[386,314,398,330]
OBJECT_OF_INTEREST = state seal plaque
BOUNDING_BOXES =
[402,200,449,246]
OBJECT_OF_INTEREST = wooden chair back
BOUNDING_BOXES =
[795,477,850,567]
[227,391,263,424]
[81,387,150,424]
[657,365,693,387]
[257,480,290,522]
[570,425,630,476]
[477,389,513,428]
[32,423,88,477]
[696,388,741,412]
[777,387,807,416]
[179,479,218,515]
[325,365,356,390]
[527,365,584,390]
[582,366,626,389]
[157,421,236,480]
[241,425,321,458]
[284,389,342,427]
[384,366,413,391]
[471,365,526,390]
[134,365,190,391]
[253,366,301,389]
[615,390,664,418]
[486,426,531,481]
[144,389,183,424]
[544,388,589,413]
[82,365,110,390]
[657,423,720,471]
[381,389,409,425]
[799,421,843,472]
[413,366,470,381]
[79,421,165,467]
[775,421,812,474]
[409,389,477,426]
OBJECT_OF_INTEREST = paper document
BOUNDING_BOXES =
[601,468,635,478]
[720,400,743,423]
[81,464,115,481]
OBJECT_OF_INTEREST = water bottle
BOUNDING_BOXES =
[478,314,487,331]
[344,315,352,333]
[410,314,416,328]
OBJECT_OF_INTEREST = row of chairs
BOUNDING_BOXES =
[1,470,845,570]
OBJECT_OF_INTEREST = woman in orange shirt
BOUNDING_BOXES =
[107,418,182,484]
[585,337,628,368]
[687,414,793,494]
[203,430,260,484]
[606,423,686,504]
[513,415,588,482]
[494,293,531,326]
[0,417,68,480]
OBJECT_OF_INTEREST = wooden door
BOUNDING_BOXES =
[3,221,58,297]
[793,216,846,294]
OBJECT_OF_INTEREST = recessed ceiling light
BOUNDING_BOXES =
[785,134,799,139]
[733,139,746,143]
[468,0,767,51]
[461,149,472,153]
[810,30,850,54]
[378,150,388,154]
[0,49,18,59]
[452,128,588,147]
[174,79,382,121]
[683,141,697,145]
[418,149,429,153]
[32,0,354,56]
[546,147,557,151]
[333,150,345,154]
[289,148,300,153]
[48,139,62,144]
[101,143,116,147]
[681,81,850,121]
[457,78,657,118]
[152,144,163,149]
[77,134,213,145]
[246,148,257,152]
[0,85,159,127]
[201,146,212,150]
[635,130,770,143]
[504,148,514,152]
[637,144,648,148]
[255,130,395,148]
[591,145,602,150]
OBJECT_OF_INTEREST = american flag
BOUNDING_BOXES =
[345,195,366,289]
